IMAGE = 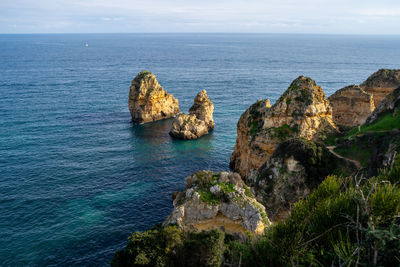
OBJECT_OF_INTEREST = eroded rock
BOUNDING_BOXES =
[230,76,337,178]
[128,71,180,123]
[169,90,214,139]
[360,69,400,107]
[328,85,375,127]
[163,171,270,236]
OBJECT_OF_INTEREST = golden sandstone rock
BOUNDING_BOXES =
[360,69,400,107]
[169,90,214,139]
[328,85,375,127]
[230,76,337,178]
[128,71,180,123]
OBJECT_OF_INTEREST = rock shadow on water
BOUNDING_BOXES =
[129,118,174,146]
[170,128,215,153]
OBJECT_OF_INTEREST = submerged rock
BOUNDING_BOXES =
[163,170,270,236]
[247,138,358,221]
[360,69,400,107]
[230,76,337,178]
[128,71,180,123]
[328,85,375,127]
[169,90,214,139]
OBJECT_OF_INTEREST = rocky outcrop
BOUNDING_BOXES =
[230,76,337,178]
[360,69,400,107]
[366,86,400,125]
[128,71,180,123]
[247,138,357,222]
[164,171,270,236]
[169,90,214,139]
[328,85,375,127]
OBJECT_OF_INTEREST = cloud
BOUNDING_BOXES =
[356,8,400,17]
[0,0,399,33]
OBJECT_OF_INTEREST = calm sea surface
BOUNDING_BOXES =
[1,33,399,266]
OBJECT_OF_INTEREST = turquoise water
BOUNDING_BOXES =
[1,33,399,266]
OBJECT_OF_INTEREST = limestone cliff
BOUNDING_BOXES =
[247,138,357,222]
[366,86,400,125]
[360,69,400,107]
[328,85,375,127]
[230,76,337,178]
[169,90,214,139]
[163,171,270,236]
[128,71,180,123]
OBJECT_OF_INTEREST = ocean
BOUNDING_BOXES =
[0,33,399,266]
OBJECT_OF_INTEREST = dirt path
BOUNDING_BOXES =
[326,146,362,169]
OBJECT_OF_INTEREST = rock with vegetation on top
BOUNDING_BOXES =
[328,85,375,127]
[366,86,400,125]
[163,170,270,236]
[230,76,337,178]
[247,138,358,221]
[128,71,180,123]
[169,90,214,139]
[360,69,400,107]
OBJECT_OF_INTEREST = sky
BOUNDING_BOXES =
[1,0,400,34]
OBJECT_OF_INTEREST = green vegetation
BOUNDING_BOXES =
[136,70,152,80]
[270,124,298,141]
[248,120,259,136]
[346,111,400,138]
[334,143,371,168]
[113,167,400,266]
[193,171,238,205]
[112,226,225,267]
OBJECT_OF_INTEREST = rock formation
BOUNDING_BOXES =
[128,71,180,123]
[247,138,358,222]
[360,69,400,107]
[230,76,337,178]
[366,86,400,125]
[163,170,270,236]
[169,90,214,139]
[328,85,375,127]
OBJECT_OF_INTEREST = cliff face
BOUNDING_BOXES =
[169,90,214,139]
[163,170,270,236]
[360,69,400,107]
[366,86,400,125]
[247,138,357,222]
[128,71,180,123]
[328,85,375,127]
[230,76,337,178]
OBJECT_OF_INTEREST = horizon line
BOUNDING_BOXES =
[1,32,400,36]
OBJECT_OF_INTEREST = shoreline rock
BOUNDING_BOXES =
[163,170,270,236]
[128,71,180,123]
[169,90,214,139]
[230,76,337,178]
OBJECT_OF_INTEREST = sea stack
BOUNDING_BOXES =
[128,71,180,123]
[169,89,214,139]
[163,170,270,236]
[360,69,400,107]
[230,76,337,178]
[328,85,375,127]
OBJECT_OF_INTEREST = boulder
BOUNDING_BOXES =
[328,85,375,127]
[169,90,214,139]
[360,69,400,107]
[230,76,337,178]
[164,171,270,236]
[128,71,180,123]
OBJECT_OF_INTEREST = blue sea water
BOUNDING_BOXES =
[0,33,399,266]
